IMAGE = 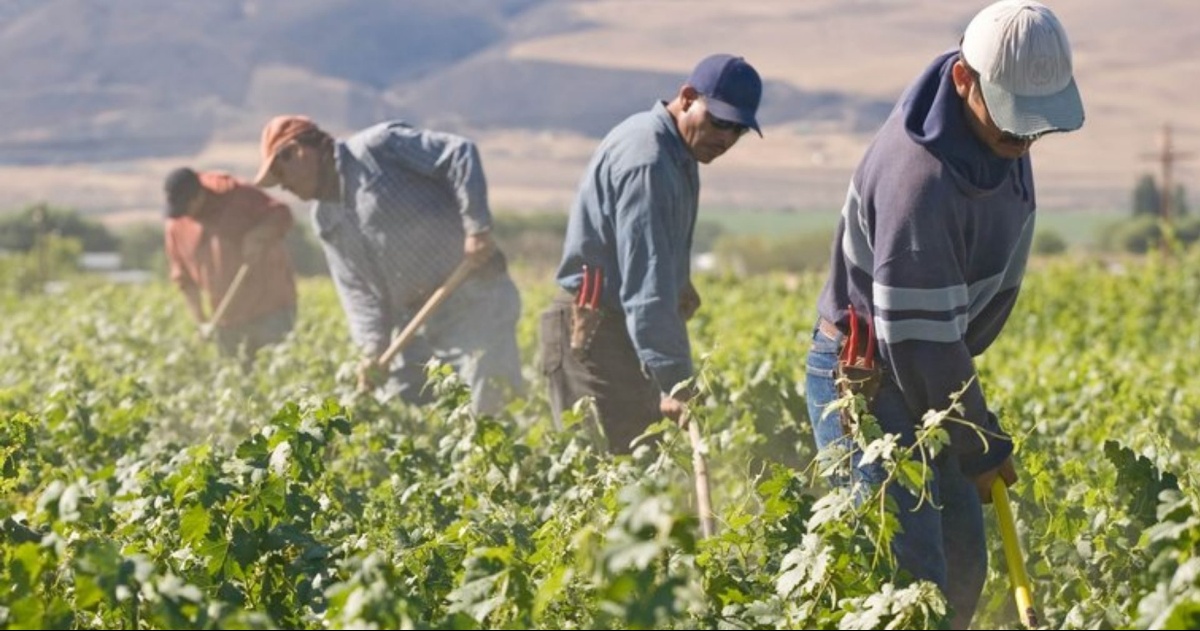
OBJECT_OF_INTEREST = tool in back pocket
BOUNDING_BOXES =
[836,303,884,434]
[570,264,604,357]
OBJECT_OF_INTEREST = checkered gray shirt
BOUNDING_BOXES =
[312,122,493,357]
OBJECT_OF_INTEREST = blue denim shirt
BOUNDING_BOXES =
[312,122,494,357]
[555,102,700,393]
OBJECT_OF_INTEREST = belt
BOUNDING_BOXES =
[818,317,842,341]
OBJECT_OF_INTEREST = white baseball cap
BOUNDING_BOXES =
[961,0,1084,137]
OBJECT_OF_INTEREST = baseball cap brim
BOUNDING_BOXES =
[254,153,282,187]
[254,115,319,187]
[705,97,763,138]
[980,76,1084,137]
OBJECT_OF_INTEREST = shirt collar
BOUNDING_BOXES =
[651,100,694,167]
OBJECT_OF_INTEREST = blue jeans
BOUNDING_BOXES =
[804,322,986,628]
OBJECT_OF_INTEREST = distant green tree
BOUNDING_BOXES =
[115,222,166,273]
[0,234,82,294]
[1132,174,1160,217]
[0,203,117,252]
[1130,174,1189,218]
[1032,229,1067,256]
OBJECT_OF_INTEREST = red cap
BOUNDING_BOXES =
[254,115,319,187]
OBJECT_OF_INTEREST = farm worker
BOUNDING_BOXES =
[162,167,297,360]
[804,1,1085,626]
[539,53,763,454]
[253,116,523,415]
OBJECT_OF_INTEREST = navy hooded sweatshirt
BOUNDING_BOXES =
[816,50,1034,476]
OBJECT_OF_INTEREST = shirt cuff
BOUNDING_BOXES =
[644,358,694,396]
[463,217,492,235]
[956,411,1014,477]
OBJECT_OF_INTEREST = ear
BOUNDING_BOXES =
[951,60,973,98]
[680,85,701,111]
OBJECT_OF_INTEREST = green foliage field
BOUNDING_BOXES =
[3,251,1200,629]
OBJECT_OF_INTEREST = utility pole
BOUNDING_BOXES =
[1141,124,1194,225]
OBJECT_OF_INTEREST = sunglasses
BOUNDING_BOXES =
[707,112,750,136]
[699,96,750,136]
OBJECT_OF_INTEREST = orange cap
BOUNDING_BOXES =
[254,115,319,187]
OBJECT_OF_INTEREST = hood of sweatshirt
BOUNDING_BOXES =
[902,50,1019,194]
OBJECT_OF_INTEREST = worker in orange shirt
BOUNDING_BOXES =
[162,167,298,360]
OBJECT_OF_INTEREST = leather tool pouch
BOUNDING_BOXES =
[569,304,604,358]
[835,359,883,435]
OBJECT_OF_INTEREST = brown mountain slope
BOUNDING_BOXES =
[0,0,1195,219]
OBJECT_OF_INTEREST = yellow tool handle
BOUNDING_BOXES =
[993,478,1039,628]
[209,264,251,327]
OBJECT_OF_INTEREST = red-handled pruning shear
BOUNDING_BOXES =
[577,264,603,309]
[840,303,876,368]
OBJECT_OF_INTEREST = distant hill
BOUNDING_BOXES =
[1,0,1196,217]
[394,55,890,138]
[0,0,889,165]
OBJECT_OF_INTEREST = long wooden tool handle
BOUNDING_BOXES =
[993,479,1038,628]
[209,264,251,326]
[688,417,715,539]
[377,259,474,368]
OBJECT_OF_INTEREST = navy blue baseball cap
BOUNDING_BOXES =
[687,54,763,136]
